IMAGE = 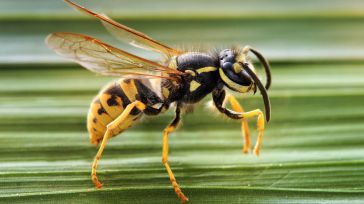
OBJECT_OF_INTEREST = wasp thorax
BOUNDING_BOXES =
[218,49,255,93]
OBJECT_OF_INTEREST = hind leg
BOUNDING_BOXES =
[92,101,146,188]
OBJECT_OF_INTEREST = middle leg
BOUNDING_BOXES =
[162,105,189,203]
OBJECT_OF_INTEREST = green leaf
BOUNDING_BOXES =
[2,62,364,203]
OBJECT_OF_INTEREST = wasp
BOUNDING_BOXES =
[46,0,272,202]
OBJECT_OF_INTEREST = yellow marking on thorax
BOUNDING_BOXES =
[162,87,170,99]
[196,66,217,74]
[120,79,138,102]
[185,70,196,76]
[189,80,201,92]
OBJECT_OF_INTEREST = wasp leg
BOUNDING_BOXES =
[162,106,188,203]
[213,89,265,156]
[228,95,251,154]
[91,101,146,188]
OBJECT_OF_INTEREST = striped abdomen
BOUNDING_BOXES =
[87,78,163,145]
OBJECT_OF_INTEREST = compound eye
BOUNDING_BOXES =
[222,62,233,70]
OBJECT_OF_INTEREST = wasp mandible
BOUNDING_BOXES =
[46,0,272,202]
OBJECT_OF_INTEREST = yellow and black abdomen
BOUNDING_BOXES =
[87,78,162,145]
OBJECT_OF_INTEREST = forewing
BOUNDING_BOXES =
[46,32,182,79]
[65,0,184,56]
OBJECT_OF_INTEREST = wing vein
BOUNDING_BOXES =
[46,32,184,80]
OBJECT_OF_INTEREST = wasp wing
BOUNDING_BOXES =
[46,32,183,79]
[64,0,183,56]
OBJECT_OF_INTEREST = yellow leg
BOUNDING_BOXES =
[91,101,146,188]
[228,96,265,156]
[228,95,251,154]
[240,109,265,156]
[162,113,189,203]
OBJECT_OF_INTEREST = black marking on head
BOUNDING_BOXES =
[93,128,97,132]
[222,67,252,86]
[93,118,97,123]
[219,49,235,63]
[124,79,131,84]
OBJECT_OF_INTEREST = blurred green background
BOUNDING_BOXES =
[1,0,364,203]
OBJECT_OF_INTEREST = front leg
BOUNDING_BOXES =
[228,95,251,154]
[212,89,265,156]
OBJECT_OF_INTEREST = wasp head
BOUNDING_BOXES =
[218,49,256,93]
[218,47,272,122]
